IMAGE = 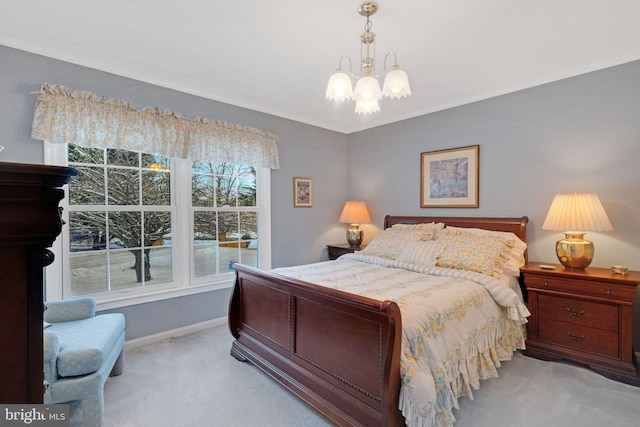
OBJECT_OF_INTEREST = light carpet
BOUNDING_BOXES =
[69,325,640,426]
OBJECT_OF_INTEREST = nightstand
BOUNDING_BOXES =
[521,262,639,386]
[327,243,365,260]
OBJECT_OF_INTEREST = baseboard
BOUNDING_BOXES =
[125,317,227,350]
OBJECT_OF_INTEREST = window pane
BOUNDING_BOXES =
[239,212,257,240]
[141,153,169,170]
[194,244,218,277]
[70,251,108,295]
[69,145,103,164]
[108,169,140,205]
[110,249,142,289]
[194,211,217,240]
[219,246,240,273]
[238,171,256,207]
[69,211,106,252]
[194,211,217,277]
[144,211,172,247]
[215,176,237,207]
[239,246,258,268]
[218,212,238,241]
[192,174,214,207]
[108,148,139,167]
[148,247,172,283]
[142,170,170,205]
[69,166,105,205]
[109,211,141,249]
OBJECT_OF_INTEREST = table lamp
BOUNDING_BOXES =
[542,193,613,269]
[339,201,371,248]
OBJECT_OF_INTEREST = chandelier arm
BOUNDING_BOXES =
[381,51,400,74]
[337,56,355,76]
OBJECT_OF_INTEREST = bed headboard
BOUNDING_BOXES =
[383,215,529,261]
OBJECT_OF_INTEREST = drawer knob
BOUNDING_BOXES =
[566,332,585,341]
[566,307,585,317]
[605,287,611,295]
[543,278,549,287]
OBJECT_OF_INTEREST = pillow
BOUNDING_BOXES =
[444,226,527,276]
[435,229,514,277]
[397,240,445,266]
[360,226,427,259]
[390,222,442,241]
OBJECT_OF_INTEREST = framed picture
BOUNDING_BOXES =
[420,145,479,208]
[293,177,312,207]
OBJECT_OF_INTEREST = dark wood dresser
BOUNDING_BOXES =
[0,162,76,403]
[521,262,639,386]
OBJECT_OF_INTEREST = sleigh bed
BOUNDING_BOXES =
[228,215,530,427]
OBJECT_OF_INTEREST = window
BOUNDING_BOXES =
[46,143,271,308]
[192,162,259,279]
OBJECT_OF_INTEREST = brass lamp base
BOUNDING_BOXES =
[555,232,594,269]
[346,224,363,248]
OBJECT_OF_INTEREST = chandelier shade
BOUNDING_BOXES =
[353,75,382,116]
[355,98,380,114]
[325,70,354,102]
[325,2,411,114]
[382,67,412,99]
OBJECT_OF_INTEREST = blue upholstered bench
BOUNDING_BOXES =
[43,297,125,427]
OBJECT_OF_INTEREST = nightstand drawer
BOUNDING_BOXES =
[539,319,619,358]
[524,275,631,301]
[538,294,618,332]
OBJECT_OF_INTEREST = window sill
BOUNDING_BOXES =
[95,278,235,311]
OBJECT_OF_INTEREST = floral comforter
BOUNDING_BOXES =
[272,253,530,427]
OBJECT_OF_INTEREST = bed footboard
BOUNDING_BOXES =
[229,263,405,427]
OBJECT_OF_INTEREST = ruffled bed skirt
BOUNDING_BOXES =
[400,321,526,427]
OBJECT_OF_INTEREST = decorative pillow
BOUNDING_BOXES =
[360,226,426,259]
[390,222,445,240]
[397,240,445,266]
[445,226,527,276]
[435,229,514,277]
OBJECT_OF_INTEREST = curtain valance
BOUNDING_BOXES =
[31,83,280,169]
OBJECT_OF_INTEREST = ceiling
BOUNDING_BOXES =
[2,1,640,134]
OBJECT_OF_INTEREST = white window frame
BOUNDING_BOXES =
[44,141,271,310]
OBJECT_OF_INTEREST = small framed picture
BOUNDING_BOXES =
[420,145,479,208]
[293,177,312,207]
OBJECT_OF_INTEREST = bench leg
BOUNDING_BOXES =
[110,349,125,377]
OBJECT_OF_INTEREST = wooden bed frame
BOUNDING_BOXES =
[228,215,528,426]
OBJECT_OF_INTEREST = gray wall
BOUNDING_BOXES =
[0,45,348,340]
[348,60,640,270]
[1,44,639,347]
[347,60,640,349]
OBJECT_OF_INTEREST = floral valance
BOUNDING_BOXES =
[31,83,280,169]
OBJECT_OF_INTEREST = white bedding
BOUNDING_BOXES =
[272,253,530,427]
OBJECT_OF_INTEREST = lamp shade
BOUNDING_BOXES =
[542,193,613,232]
[326,70,354,101]
[354,76,382,103]
[382,67,412,99]
[355,98,380,114]
[339,201,371,224]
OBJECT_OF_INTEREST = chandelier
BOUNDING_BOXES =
[325,2,411,114]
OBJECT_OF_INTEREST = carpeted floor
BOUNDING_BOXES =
[71,325,640,426]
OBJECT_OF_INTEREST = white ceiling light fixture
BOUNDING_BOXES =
[325,2,411,114]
